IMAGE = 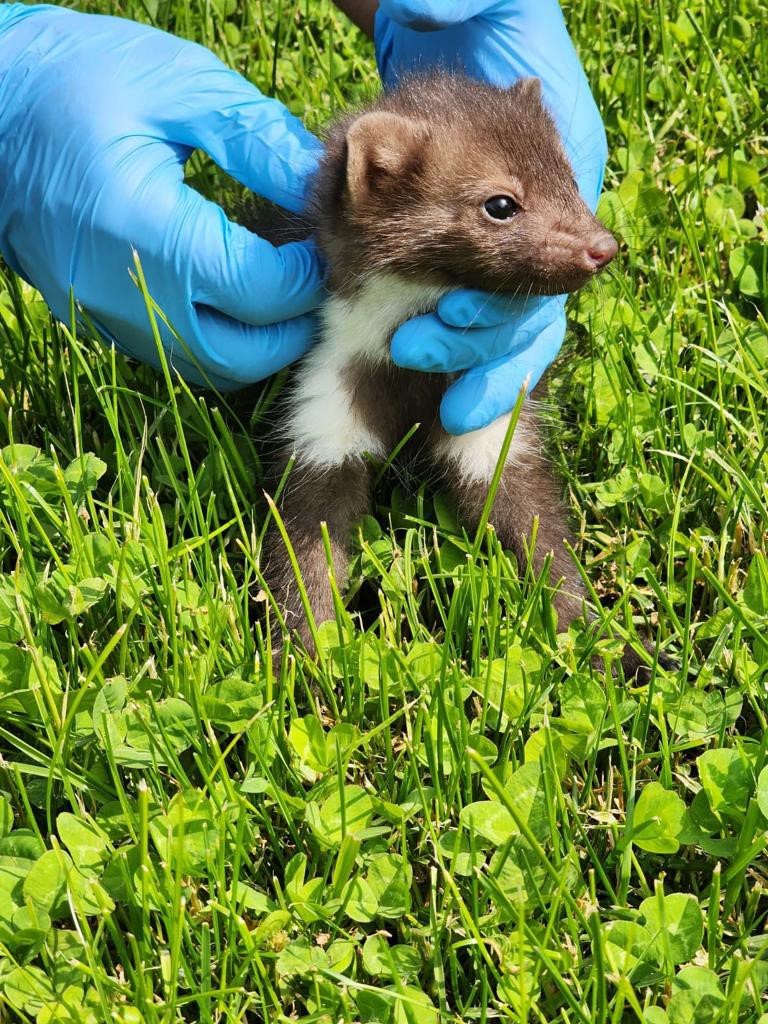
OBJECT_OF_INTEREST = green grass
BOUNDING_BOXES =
[1,0,767,1021]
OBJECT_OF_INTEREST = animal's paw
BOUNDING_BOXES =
[620,640,678,681]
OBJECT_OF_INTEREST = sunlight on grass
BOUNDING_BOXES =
[0,0,767,1021]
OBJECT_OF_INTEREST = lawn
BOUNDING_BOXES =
[0,0,767,1021]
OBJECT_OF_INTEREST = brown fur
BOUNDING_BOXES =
[258,74,662,672]
[343,360,446,452]
[310,75,614,297]
[445,408,587,628]
[263,456,370,649]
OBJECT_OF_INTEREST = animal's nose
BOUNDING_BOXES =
[586,234,618,269]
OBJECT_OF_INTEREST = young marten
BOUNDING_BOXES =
[260,73,656,670]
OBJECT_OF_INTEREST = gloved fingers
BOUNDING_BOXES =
[83,300,317,389]
[439,312,566,435]
[180,184,325,325]
[378,0,505,30]
[155,58,323,213]
[390,294,564,373]
[191,304,319,383]
[436,290,564,330]
[391,313,544,374]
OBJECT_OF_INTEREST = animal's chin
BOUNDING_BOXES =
[433,266,598,299]
[478,269,597,298]
[531,270,596,295]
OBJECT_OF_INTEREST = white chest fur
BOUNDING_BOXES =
[284,272,528,481]
[284,274,448,467]
[321,274,450,366]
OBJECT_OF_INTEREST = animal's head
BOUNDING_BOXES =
[316,75,616,297]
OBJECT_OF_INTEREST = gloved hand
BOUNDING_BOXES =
[375,0,608,433]
[0,4,324,389]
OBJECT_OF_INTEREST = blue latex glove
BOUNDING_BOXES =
[375,0,608,433]
[0,4,325,389]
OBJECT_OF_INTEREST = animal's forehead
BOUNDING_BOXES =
[367,75,579,199]
[430,125,569,190]
[420,98,568,175]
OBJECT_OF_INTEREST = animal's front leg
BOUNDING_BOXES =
[263,454,371,654]
[432,408,670,675]
[432,406,587,631]
[262,349,385,655]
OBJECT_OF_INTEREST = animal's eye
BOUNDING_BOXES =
[483,195,519,221]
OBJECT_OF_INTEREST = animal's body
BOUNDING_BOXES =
[261,74,622,660]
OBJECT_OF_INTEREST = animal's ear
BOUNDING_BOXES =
[513,77,543,103]
[345,111,426,203]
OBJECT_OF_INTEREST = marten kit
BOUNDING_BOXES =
[257,73,661,674]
